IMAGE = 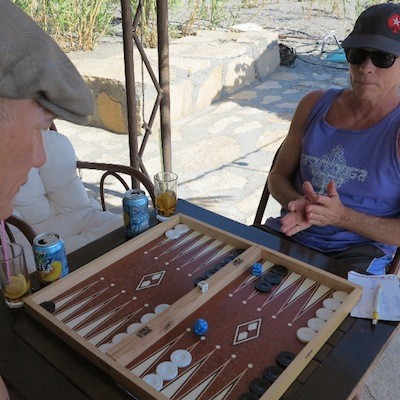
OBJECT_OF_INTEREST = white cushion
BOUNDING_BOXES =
[31,201,123,253]
[13,168,52,224]
[11,129,124,273]
[39,129,90,213]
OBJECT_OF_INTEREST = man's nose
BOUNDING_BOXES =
[358,56,376,72]
[32,134,46,168]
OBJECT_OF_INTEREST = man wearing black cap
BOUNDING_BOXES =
[267,3,400,276]
[0,0,94,221]
[0,1,94,395]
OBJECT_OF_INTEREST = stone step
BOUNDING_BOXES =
[67,27,280,134]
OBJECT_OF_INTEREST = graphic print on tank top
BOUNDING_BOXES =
[301,145,368,194]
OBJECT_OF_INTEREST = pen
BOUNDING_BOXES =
[372,284,382,325]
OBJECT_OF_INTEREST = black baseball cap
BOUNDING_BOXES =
[342,3,400,56]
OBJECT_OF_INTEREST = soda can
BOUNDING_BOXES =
[123,189,150,238]
[33,233,69,285]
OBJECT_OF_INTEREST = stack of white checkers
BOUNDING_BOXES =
[142,349,193,391]
[296,290,349,344]
[98,304,170,353]
[165,224,190,240]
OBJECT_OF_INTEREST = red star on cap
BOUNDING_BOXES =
[388,14,400,33]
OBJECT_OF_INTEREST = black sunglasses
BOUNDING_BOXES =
[345,48,398,68]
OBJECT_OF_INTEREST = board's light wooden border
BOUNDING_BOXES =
[24,213,362,400]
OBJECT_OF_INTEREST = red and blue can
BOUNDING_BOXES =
[33,233,69,285]
[123,189,150,238]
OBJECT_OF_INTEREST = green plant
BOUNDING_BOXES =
[354,0,382,18]
[13,0,114,51]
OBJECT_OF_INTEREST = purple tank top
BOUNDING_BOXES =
[289,89,400,256]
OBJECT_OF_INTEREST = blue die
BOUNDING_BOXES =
[252,263,263,277]
[193,318,208,336]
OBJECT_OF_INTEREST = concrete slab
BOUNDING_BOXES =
[66,29,280,134]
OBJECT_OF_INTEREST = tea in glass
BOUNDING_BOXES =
[0,243,31,308]
[154,172,178,221]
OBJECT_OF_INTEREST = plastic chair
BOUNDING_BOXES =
[253,144,400,275]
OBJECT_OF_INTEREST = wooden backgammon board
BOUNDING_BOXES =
[24,214,362,400]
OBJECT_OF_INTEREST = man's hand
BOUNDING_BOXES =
[280,181,316,236]
[280,180,346,236]
[305,180,347,226]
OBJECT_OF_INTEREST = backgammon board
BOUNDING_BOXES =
[24,214,362,400]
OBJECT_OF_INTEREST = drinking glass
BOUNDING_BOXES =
[154,172,178,221]
[0,243,31,308]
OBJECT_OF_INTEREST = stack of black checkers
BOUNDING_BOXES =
[238,350,295,399]
[255,264,288,293]
[193,249,246,287]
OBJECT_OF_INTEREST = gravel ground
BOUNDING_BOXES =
[129,0,373,76]
[168,0,360,46]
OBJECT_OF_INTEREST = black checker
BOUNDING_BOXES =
[249,377,271,396]
[223,255,236,263]
[264,272,282,285]
[276,351,296,368]
[263,365,284,383]
[205,269,217,278]
[255,280,272,293]
[271,264,288,276]
[214,262,226,271]
[230,248,245,257]
[237,392,259,400]
[40,301,56,313]
[193,276,206,287]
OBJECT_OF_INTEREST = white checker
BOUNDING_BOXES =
[323,298,342,311]
[143,373,163,391]
[98,343,113,353]
[127,322,143,334]
[296,327,317,344]
[307,317,325,332]
[112,332,128,344]
[141,312,157,324]
[165,229,180,240]
[170,349,192,368]
[156,361,178,381]
[174,224,190,233]
[332,290,348,303]
[154,303,170,314]
[316,307,334,321]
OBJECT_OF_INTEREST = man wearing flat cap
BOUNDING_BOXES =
[0,0,94,222]
[0,1,93,394]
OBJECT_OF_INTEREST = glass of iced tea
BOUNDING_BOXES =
[0,243,31,308]
[154,172,178,221]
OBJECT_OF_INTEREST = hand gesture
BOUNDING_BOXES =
[280,181,346,236]
[304,180,346,226]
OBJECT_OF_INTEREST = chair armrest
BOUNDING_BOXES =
[5,215,37,245]
[76,161,156,209]
[387,248,400,275]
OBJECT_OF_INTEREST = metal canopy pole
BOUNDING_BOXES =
[120,0,172,179]
[156,0,172,173]
[121,0,140,187]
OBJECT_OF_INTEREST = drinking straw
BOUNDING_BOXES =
[0,220,11,280]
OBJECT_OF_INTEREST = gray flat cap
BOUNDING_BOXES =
[0,0,94,124]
